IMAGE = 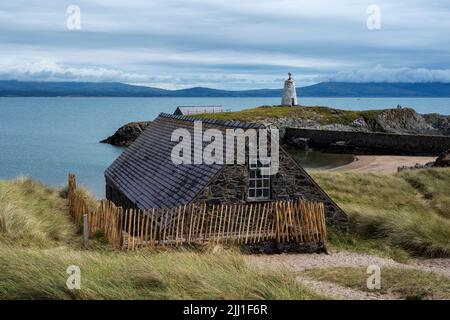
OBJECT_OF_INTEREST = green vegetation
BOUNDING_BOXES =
[302,267,450,300]
[0,246,323,300]
[0,178,322,300]
[0,177,76,247]
[193,105,384,125]
[1,168,449,299]
[312,168,450,259]
[401,169,450,218]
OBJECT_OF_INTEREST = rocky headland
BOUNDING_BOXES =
[101,106,450,147]
[264,107,449,137]
[100,121,151,147]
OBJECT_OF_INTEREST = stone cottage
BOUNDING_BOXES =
[104,113,347,228]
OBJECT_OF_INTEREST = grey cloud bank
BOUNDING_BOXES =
[0,0,449,89]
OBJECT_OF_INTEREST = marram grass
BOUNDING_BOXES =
[312,168,450,258]
[0,246,324,300]
[0,177,323,300]
[1,169,449,299]
[0,176,77,247]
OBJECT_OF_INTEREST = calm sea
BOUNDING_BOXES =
[1,97,449,197]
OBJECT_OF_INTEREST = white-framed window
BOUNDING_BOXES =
[248,158,271,201]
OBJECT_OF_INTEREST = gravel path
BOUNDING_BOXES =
[246,250,450,300]
[248,250,400,271]
[295,276,396,300]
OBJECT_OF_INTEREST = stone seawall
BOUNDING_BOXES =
[285,128,450,156]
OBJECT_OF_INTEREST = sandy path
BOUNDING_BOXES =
[246,250,450,300]
[328,155,435,173]
[248,251,400,272]
[295,276,396,300]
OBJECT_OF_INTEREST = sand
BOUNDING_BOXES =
[328,155,436,174]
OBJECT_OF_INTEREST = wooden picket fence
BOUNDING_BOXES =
[68,174,327,250]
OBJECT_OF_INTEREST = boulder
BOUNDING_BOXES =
[371,108,439,135]
[434,149,450,167]
[100,121,151,147]
[290,137,309,150]
[350,117,370,131]
[423,113,450,136]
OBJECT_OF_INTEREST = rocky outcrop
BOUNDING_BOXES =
[100,121,151,147]
[368,108,439,135]
[101,107,450,147]
[397,149,450,172]
[423,113,450,136]
[434,149,450,167]
[259,108,446,137]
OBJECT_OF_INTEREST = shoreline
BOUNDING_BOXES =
[328,155,436,174]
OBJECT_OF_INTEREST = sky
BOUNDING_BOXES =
[0,0,449,89]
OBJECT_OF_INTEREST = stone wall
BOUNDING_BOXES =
[193,148,348,229]
[285,128,450,156]
[106,145,349,229]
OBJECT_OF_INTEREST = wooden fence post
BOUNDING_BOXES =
[83,214,89,248]
[67,173,329,250]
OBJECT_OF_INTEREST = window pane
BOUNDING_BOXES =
[248,158,271,200]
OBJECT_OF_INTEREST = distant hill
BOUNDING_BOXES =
[299,82,450,97]
[0,81,171,97]
[1,80,450,97]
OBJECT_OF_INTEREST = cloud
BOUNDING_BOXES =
[0,59,288,89]
[323,65,450,83]
[0,59,154,83]
[2,59,450,91]
[0,1,450,88]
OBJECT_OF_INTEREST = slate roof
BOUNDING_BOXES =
[174,106,224,115]
[105,113,265,209]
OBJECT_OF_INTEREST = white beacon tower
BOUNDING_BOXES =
[281,72,298,106]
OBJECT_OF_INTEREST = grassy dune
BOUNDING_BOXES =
[1,169,449,299]
[0,246,322,300]
[0,178,321,300]
[0,177,76,247]
[312,168,450,259]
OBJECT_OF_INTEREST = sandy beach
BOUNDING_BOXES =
[329,155,436,174]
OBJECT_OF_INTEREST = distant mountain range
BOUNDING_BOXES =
[1,80,450,97]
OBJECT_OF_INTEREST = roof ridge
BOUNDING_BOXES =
[158,112,266,129]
